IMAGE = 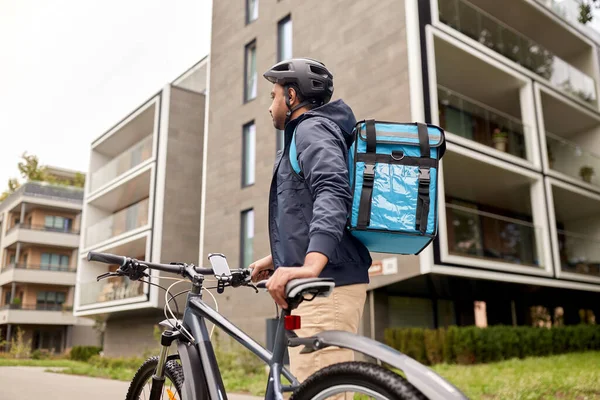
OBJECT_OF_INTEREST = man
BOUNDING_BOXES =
[250,58,372,386]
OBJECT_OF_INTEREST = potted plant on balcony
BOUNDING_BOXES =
[492,128,509,152]
[580,165,594,183]
[11,297,21,309]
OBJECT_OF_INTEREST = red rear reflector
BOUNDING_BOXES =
[285,315,301,330]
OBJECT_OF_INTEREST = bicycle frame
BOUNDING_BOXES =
[161,284,299,400]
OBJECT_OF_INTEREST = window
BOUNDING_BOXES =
[277,15,292,61]
[36,291,66,310]
[276,129,285,152]
[246,0,258,24]
[41,253,70,270]
[9,254,15,265]
[242,122,256,187]
[240,209,254,268]
[44,215,72,232]
[245,40,257,102]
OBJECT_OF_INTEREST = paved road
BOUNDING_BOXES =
[0,366,262,400]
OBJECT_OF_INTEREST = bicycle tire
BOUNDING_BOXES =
[125,356,185,400]
[290,361,427,400]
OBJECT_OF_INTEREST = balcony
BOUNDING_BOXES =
[0,263,76,286]
[438,85,528,159]
[440,148,550,273]
[445,202,542,267]
[90,134,153,193]
[438,0,597,105]
[85,198,149,248]
[536,0,600,43]
[550,181,600,281]
[0,304,78,325]
[546,132,600,187]
[3,223,80,248]
[78,278,145,307]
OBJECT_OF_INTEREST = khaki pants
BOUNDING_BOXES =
[288,283,367,399]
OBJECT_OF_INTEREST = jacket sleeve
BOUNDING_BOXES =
[294,117,352,261]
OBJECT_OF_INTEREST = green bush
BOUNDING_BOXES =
[70,346,102,362]
[384,324,600,366]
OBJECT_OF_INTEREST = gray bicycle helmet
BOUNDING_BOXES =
[264,58,334,124]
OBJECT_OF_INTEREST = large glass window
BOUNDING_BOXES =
[245,40,257,102]
[41,253,70,270]
[241,209,254,268]
[277,15,292,61]
[246,0,258,24]
[44,215,72,232]
[242,122,256,187]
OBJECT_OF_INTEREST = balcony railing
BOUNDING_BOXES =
[536,0,600,43]
[445,202,543,267]
[438,85,528,159]
[1,263,76,272]
[558,229,600,278]
[438,0,597,104]
[1,303,72,312]
[90,134,153,192]
[85,198,149,247]
[546,131,600,187]
[78,277,144,306]
[6,223,79,235]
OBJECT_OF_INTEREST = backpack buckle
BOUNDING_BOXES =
[419,167,430,183]
[364,163,375,180]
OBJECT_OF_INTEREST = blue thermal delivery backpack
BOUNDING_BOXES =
[291,119,446,255]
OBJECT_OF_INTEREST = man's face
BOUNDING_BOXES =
[269,83,288,130]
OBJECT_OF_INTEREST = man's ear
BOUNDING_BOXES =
[288,86,297,106]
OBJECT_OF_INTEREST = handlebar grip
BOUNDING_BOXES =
[87,251,127,266]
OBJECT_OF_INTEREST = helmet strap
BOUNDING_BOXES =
[283,85,313,127]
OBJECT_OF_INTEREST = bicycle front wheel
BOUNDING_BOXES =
[125,356,185,400]
[290,361,426,400]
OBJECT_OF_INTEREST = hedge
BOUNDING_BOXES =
[384,325,600,365]
[70,346,102,362]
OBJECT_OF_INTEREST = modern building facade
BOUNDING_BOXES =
[202,0,600,345]
[73,58,208,356]
[0,171,98,353]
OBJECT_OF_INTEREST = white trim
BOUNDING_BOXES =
[531,178,555,273]
[520,83,542,169]
[559,271,600,284]
[442,254,551,277]
[547,169,600,195]
[80,225,152,255]
[537,82,600,121]
[546,176,600,284]
[86,158,155,202]
[74,297,151,316]
[199,44,213,263]
[430,26,533,84]
[172,57,208,87]
[92,96,160,149]
[405,0,434,274]
[150,85,171,308]
[432,21,600,113]
[445,142,542,179]
[431,264,600,292]
[80,230,150,256]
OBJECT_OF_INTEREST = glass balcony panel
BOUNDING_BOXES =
[546,132,600,187]
[85,198,149,247]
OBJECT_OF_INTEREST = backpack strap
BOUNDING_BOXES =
[415,122,431,234]
[289,126,302,176]
[357,119,377,229]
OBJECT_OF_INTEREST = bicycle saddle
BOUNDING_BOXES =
[285,278,335,299]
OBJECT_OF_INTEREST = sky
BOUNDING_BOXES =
[0,0,211,187]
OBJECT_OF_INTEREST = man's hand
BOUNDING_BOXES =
[266,252,328,309]
[249,254,274,282]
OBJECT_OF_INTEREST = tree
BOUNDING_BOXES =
[578,0,600,24]
[17,152,47,182]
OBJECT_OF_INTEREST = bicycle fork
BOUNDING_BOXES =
[150,329,182,400]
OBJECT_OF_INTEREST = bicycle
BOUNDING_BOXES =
[87,251,469,400]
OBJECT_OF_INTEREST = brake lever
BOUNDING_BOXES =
[96,272,122,282]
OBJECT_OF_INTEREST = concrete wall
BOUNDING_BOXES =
[69,324,101,348]
[204,0,412,341]
[102,312,163,357]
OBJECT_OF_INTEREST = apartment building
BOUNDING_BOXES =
[0,170,98,353]
[202,0,600,344]
[72,58,207,356]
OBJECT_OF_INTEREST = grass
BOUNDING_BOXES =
[1,351,599,398]
[431,351,600,400]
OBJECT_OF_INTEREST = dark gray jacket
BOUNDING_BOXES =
[268,99,372,286]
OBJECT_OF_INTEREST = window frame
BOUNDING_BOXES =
[244,39,258,103]
[277,14,292,62]
[240,208,255,269]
